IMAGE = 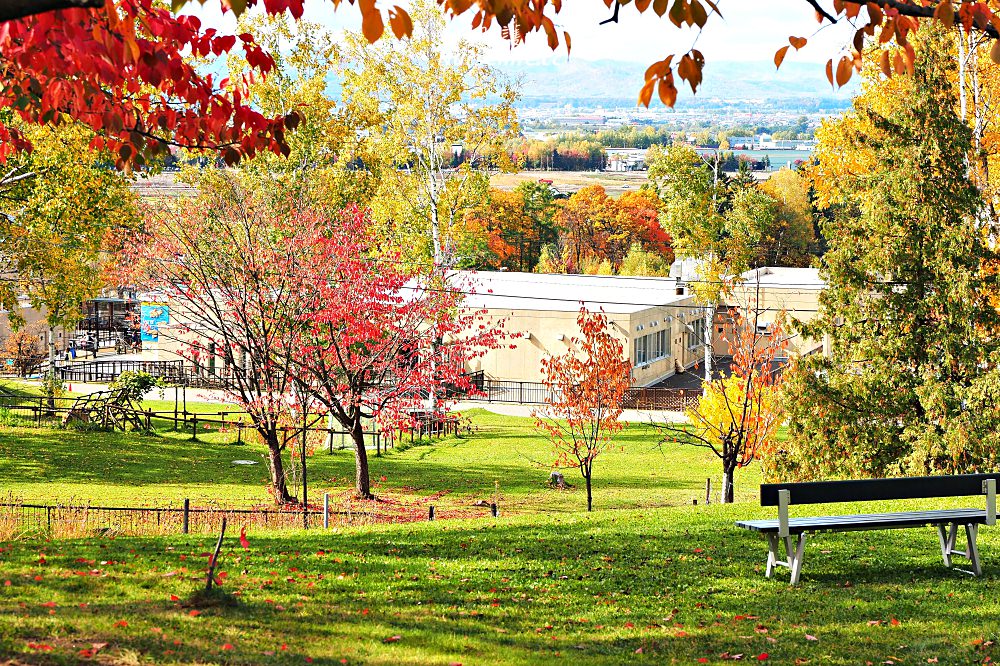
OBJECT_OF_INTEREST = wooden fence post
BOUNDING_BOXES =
[428,505,435,521]
[182,499,190,534]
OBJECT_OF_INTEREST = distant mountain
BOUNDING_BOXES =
[490,58,858,108]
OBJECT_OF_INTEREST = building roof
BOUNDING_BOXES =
[457,270,692,314]
[739,267,825,290]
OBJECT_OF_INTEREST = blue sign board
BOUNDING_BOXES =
[140,303,169,342]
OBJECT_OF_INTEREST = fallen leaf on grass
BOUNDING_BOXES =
[757,655,769,662]
[805,634,818,641]
[188,610,201,617]
[383,635,402,643]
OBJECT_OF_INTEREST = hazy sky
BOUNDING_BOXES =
[190,0,857,66]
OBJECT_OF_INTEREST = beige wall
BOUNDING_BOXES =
[470,297,702,385]
[715,284,825,357]
[0,304,71,353]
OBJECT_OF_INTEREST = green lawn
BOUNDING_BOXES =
[2,506,1000,665]
[3,393,999,664]
[0,407,748,512]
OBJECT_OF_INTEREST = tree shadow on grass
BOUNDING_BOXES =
[3,517,1000,664]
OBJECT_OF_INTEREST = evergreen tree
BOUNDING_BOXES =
[776,29,1000,480]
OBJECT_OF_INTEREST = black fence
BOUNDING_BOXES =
[35,362,697,412]
[57,359,186,384]
[477,379,698,411]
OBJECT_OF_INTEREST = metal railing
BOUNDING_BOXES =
[56,359,186,383]
[477,379,698,411]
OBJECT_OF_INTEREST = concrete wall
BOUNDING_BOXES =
[0,304,71,354]
[714,284,825,358]
[470,297,702,385]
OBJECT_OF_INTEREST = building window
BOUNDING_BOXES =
[634,335,648,365]
[688,317,706,350]
[635,329,671,366]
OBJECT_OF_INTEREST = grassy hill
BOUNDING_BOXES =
[1,396,997,664]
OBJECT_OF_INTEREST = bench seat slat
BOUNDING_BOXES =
[736,508,986,534]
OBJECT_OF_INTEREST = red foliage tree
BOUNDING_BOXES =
[6,1,998,118]
[0,1,309,168]
[283,222,507,499]
[533,307,632,512]
[118,177,309,503]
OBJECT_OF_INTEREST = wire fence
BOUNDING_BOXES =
[0,496,500,539]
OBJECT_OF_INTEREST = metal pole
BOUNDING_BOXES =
[327,412,335,454]
[706,478,711,505]
[323,493,330,529]
[182,499,189,534]
[428,505,435,521]
[301,404,308,529]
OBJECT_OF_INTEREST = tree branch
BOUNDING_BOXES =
[0,0,104,23]
[831,0,1000,40]
[805,0,837,24]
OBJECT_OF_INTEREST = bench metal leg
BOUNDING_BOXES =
[787,534,806,585]
[937,522,982,576]
[765,534,779,578]
[966,524,982,576]
[763,533,807,584]
[937,523,957,568]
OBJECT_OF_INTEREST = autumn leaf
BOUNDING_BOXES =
[383,635,402,643]
[239,526,250,550]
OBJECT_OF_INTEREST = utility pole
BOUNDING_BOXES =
[695,148,721,393]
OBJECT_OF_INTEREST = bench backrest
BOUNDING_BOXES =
[761,473,1000,506]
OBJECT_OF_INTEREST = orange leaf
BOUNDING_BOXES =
[389,7,413,39]
[657,78,677,106]
[933,1,955,29]
[360,0,385,43]
[774,45,790,69]
[789,35,806,49]
[835,56,852,87]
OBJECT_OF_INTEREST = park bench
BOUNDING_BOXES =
[736,474,999,585]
